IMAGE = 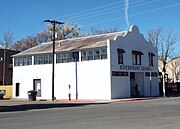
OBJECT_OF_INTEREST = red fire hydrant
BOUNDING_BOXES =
[68,93,71,101]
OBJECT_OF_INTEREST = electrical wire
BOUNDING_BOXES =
[81,2,180,28]
[71,0,161,22]
[64,0,147,20]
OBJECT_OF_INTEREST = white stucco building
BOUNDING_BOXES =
[13,25,159,100]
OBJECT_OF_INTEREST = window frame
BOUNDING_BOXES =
[149,52,155,66]
[117,49,125,64]
[14,56,32,66]
[132,50,143,65]
[34,54,52,65]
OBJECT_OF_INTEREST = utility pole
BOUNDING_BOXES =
[3,49,6,86]
[162,72,166,97]
[44,20,64,101]
[149,52,152,96]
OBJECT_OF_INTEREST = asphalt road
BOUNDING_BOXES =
[0,97,180,129]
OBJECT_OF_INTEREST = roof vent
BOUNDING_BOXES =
[58,43,61,47]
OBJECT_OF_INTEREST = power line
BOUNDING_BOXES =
[69,0,146,19]
[9,0,161,34]
[55,0,125,20]
[81,2,180,28]
[71,0,161,22]
[57,0,147,21]
[6,0,180,41]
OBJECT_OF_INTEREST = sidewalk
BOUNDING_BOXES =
[56,97,157,103]
[0,97,158,106]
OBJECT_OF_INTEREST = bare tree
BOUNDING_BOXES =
[36,30,51,43]
[12,22,81,51]
[47,22,80,40]
[91,25,120,35]
[12,35,38,51]
[146,27,179,74]
[0,31,14,49]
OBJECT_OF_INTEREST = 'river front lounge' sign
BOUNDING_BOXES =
[119,65,150,71]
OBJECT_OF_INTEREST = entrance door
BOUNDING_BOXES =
[130,72,136,97]
[33,79,41,97]
[15,83,20,97]
[135,72,144,96]
[130,72,144,97]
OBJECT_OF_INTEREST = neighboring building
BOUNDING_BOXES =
[13,25,159,100]
[0,49,19,85]
[160,57,180,83]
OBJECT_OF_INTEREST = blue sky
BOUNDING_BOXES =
[0,0,180,50]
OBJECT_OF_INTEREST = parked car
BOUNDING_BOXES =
[0,90,6,99]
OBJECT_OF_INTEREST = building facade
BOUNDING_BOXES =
[162,58,180,83]
[13,25,159,100]
[0,49,19,85]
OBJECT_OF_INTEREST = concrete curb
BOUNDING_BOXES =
[56,99,110,104]
[111,97,157,103]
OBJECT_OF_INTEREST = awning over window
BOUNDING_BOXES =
[118,49,125,53]
[148,52,155,56]
[132,50,143,55]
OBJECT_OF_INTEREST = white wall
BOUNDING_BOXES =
[111,77,130,98]
[13,64,52,99]
[13,57,111,100]
[54,59,111,100]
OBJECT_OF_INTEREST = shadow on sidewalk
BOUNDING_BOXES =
[0,102,108,113]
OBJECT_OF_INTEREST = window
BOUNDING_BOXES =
[34,54,52,65]
[145,72,158,77]
[81,51,87,61]
[117,49,125,64]
[73,52,79,61]
[101,49,107,59]
[14,56,32,66]
[44,55,50,64]
[56,54,62,63]
[87,51,93,60]
[62,53,68,63]
[149,52,155,66]
[94,50,100,60]
[132,50,143,65]
[81,48,107,61]
[56,52,79,63]
[112,71,128,76]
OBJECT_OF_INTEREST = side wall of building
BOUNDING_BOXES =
[55,59,111,100]
[13,53,111,100]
